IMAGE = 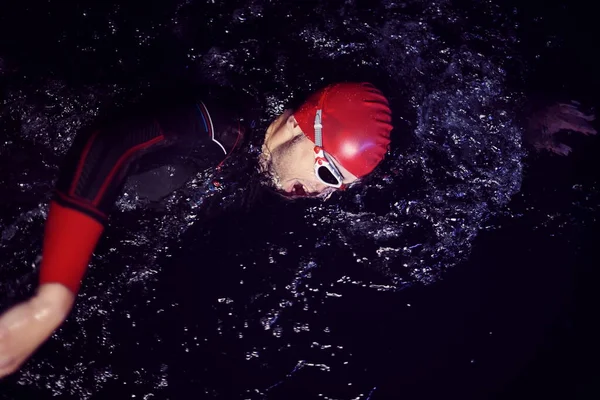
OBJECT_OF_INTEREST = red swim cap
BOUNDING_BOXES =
[294,82,393,178]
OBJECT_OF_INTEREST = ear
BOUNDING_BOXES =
[287,114,304,137]
[286,114,298,127]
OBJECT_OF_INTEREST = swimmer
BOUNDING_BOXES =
[0,82,393,377]
[0,82,596,378]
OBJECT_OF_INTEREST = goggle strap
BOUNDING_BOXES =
[314,106,343,189]
[314,109,323,147]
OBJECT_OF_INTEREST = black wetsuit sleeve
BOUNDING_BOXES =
[53,103,226,223]
[53,117,165,222]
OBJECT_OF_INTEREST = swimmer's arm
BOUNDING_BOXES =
[35,282,76,313]
[39,114,169,294]
[38,103,212,294]
[0,106,196,378]
[0,283,74,377]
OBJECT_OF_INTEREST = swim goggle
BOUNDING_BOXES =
[313,109,344,188]
[313,146,344,188]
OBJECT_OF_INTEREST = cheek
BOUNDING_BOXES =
[275,141,313,174]
[290,151,315,177]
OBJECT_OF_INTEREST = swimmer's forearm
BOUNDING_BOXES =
[0,283,75,377]
[35,283,76,318]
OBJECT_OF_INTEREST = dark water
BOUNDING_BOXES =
[0,0,598,399]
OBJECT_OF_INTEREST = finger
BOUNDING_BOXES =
[580,125,598,135]
[554,143,572,156]
[557,103,596,121]
[553,113,597,134]
[564,121,597,135]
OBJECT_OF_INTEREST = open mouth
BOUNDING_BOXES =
[276,181,334,200]
[279,181,308,198]
[291,183,307,196]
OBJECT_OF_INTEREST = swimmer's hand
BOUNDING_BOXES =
[0,283,74,378]
[526,102,597,156]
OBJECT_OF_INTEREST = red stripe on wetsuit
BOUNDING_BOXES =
[40,118,166,294]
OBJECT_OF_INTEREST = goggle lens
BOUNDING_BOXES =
[317,165,341,185]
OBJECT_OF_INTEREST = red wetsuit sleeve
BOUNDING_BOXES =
[39,201,104,294]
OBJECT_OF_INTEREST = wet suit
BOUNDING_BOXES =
[39,88,258,294]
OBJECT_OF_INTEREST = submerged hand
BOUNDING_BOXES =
[0,283,74,378]
[526,102,597,155]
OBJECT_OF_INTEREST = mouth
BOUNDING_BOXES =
[281,180,308,198]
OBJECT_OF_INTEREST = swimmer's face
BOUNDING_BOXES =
[261,110,358,199]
